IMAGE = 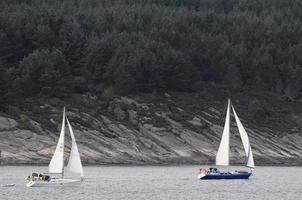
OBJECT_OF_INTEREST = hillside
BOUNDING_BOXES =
[1,1,302,165]
[1,0,302,107]
[1,93,302,165]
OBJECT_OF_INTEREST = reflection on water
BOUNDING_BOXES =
[0,165,301,200]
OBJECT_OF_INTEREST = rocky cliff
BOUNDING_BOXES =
[1,93,302,165]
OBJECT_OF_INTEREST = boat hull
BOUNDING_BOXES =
[199,172,252,180]
[26,178,81,187]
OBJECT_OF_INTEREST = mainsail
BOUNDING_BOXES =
[65,117,84,178]
[49,108,66,174]
[232,106,255,168]
[216,99,230,166]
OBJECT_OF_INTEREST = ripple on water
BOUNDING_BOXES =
[0,165,301,200]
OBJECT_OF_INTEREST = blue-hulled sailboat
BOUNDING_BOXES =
[198,99,255,180]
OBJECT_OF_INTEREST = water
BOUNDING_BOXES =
[0,165,301,200]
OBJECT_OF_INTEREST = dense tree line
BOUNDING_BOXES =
[0,0,302,108]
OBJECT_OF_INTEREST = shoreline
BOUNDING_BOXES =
[1,163,302,167]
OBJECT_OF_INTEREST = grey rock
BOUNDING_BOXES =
[0,94,302,165]
[188,117,202,126]
[113,104,127,120]
[128,110,138,125]
[0,116,18,130]
[29,120,43,133]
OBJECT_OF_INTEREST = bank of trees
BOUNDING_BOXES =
[0,0,302,107]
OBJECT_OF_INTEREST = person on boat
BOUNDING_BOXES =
[31,172,38,181]
[25,176,31,181]
[198,168,205,174]
[44,175,50,182]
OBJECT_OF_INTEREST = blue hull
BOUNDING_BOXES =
[200,173,252,180]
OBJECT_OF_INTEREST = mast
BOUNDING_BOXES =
[62,107,65,178]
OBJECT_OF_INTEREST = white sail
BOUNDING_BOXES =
[232,105,255,168]
[49,108,66,174]
[216,99,230,166]
[246,146,254,168]
[65,117,84,178]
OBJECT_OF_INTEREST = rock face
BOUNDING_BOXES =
[0,116,18,130]
[1,93,302,165]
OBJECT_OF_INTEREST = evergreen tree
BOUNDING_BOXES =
[0,0,301,99]
[224,64,242,92]
[16,48,70,96]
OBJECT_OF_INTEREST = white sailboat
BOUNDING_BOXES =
[198,99,255,180]
[26,108,84,187]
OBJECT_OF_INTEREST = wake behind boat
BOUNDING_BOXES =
[26,108,84,187]
[198,99,255,180]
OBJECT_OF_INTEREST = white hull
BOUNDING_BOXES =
[197,173,206,179]
[26,178,81,187]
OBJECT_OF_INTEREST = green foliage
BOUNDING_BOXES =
[18,116,33,131]
[99,86,115,108]
[0,63,8,110]
[0,0,301,101]
[224,65,242,92]
[16,48,70,96]
[248,99,271,123]
[101,86,115,102]
[285,66,302,99]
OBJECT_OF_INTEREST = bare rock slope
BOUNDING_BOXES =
[1,93,302,165]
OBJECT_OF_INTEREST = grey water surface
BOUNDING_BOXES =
[0,165,301,200]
